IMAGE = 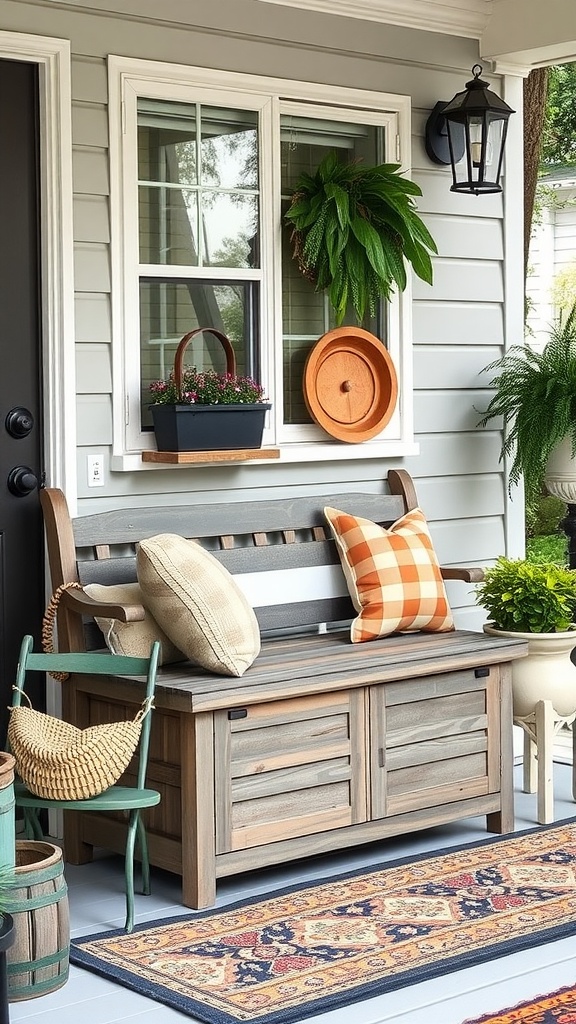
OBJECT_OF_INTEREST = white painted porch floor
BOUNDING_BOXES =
[10,760,576,1024]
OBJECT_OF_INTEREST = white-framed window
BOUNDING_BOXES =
[109,57,417,466]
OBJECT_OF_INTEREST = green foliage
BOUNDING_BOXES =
[542,65,576,169]
[552,261,576,314]
[525,494,567,567]
[284,151,437,325]
[475,556,576,633]
[531,183,568,229]
[526,533,568,565]
[526,493,566,537]
[0,864,15,915]
[477,304,576,502]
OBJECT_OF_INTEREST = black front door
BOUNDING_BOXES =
[0,59,45,743]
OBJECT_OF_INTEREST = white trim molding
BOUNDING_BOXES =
[501,72,526,560]
[0,32,76,504]
[250,0,491,37]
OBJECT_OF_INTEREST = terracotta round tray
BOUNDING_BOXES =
[303,328,398,442]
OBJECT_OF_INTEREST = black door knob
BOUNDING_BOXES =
[7,466,38,497]
[5,407,34,438]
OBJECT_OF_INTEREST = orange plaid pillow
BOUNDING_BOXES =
[324,506,454,643]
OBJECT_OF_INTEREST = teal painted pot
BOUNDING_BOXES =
[0,754,15,871]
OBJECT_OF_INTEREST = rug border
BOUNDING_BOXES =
[460,981,576,1024]
[70,815,576,1024]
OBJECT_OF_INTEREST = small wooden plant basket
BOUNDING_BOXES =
[145,327,279,464]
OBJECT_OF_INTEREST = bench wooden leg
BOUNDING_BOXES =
[535,699,555,825]
[180,711,216,909]
[487,665,514,834]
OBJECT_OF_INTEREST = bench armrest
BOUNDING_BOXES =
[441,566,485,583]
[61,587,146,623]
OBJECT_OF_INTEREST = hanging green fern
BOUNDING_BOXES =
[285,151,437,324]
[477,304,576,502]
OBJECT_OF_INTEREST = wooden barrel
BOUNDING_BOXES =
[0,754,15,870]
[6,841,69,1001]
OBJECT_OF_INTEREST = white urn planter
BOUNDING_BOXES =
[484,623,576,718]
[544,436,576,503]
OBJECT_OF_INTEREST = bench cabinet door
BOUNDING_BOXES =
[214,689,367,853]
[369,667,502,819]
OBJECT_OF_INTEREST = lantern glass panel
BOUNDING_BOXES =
[486,117,505,169]
[447,113,507,194]
[469,118,485,168]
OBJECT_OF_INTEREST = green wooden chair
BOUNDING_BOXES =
[10,635,161,932]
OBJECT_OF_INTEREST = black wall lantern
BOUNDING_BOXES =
[425,64,515,196]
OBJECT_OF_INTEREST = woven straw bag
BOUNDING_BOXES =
[8,581,153,801]
[8,694,152,801]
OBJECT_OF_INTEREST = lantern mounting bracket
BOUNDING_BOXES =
[425,101,465,166]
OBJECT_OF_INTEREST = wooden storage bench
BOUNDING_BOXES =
[40,469,528,909]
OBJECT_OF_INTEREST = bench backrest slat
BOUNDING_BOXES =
[71,492,407,546]
[77,557,139,587]
[256,598,355,632]
[76,536,344,586]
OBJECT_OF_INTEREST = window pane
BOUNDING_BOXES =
[138,100,197,185]
[280,116,383,424]
[139,186,198,265]
[200,107,258,190]
[202,194,259,267]
[140,279,259,428]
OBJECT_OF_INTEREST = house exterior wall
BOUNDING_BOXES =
[1,0,526,629]
[527,180,576,347]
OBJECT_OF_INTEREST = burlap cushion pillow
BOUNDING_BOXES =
[136,534,260,677]
[324,506,454,643]
[84,582,185,666]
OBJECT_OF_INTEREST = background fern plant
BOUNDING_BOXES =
[477,303,576,502]
[285,151,437,325]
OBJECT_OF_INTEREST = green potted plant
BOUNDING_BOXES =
[148,327,270,453]
[285,151,437,325]
[477,303,576,503]
[475,556,576,717]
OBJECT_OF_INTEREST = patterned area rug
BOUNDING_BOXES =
[70,818,576,1024]
[462,983,576,1023]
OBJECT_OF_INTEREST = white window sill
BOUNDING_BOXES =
[110,439,419,471]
